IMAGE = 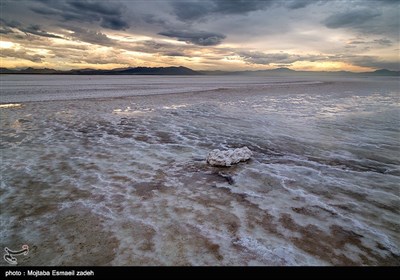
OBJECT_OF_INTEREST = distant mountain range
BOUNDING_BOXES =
[199,67,400,76]
[0,66,399,76]
[0,66,199,75]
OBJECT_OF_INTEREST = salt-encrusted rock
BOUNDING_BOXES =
[206,146,253,167]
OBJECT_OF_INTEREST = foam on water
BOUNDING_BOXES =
[0,75,399,265]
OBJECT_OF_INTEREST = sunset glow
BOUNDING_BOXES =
[1,0,398,71]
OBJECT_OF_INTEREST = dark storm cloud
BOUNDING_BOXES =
[142,14,169,26]
[323,9,380,29]
[171,0,323,22]
[1,0,398,71]
[19,24,62,38]
[68,0,121,16]
[30,0,129,30]
[0,18,21,28]
[321,2,400,37]
[0,48,44,62]
[66,27,114,46]
[159,30,226,46]
[171,1,211,21]
[284,0,320,9]
[98,17,129,30]
[212,0,273,14]
[0,19,62,38]
[0,18,20,34]
[171,0,274,21]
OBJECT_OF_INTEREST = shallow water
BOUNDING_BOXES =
[1,75,399,265]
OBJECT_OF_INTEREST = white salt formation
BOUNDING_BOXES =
[0,103,22,109]
[3,75,399,266]
[206,146,253,167]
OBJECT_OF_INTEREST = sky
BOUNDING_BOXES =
[0,0,399,71]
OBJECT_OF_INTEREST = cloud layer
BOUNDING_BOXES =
[159,30,226,46]
[31,0,130,30]
[0,0,398,71]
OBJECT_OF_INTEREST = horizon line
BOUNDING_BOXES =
[1,66,399,74]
